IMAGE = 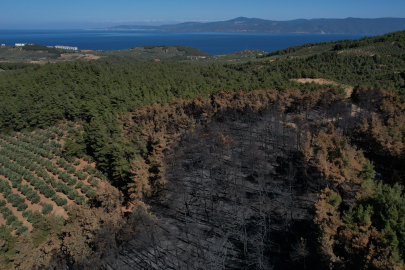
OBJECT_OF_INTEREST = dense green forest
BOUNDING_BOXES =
[265,29,405,57]
[1,30,405,269]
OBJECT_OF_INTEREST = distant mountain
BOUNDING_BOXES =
[99,17,405,35]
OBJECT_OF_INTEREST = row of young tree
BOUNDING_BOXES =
[0,127,150,269]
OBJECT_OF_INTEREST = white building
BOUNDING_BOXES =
[186,56,207,59]
[54,45,78,51]
[1,44,5,47]
[15,43,27,47]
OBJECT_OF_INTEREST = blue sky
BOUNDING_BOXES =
[1,0,404,29]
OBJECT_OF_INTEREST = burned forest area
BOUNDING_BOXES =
[1,30,405,270]
[116,87,397,270]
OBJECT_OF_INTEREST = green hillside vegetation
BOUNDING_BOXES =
[0,46,55,62]
[0,30,405,269]
[0,32,404,190]
[93,44,212,63]
[0,44,216,64]
[263,29,405,59]
[0,44,78,62]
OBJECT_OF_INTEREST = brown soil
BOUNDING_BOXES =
[80,54,101,60]
[0,128,112,222]
[60,53,101,61]
[72,158,106,190]
[291,78,354,98]
[73,158,96,186]
[44,160,90,198]
[0,138,85,213]
[121,201,135,214]
[29,61,47,64]
[0,174,68,220]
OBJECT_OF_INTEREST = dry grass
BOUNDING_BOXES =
[291,78,354,98]
[60,53,101,61]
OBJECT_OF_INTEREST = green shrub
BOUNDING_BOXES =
[30,195,40,204]
[86,189,96,198]
[67,166,75,174]
[41,203,53,215]
[3,189,12,198]
[81,185,90,194]
[89,176,99,187]
[56,181,70,194]
[52,195,67,206]
[11,220,22,229]
[42,186,55,198]
[33,179,45,190]
[77,171,87,181]
[15,225,28,235]
[22,209,32,218]
[75,181,84,189]
[0,206,7,214]
[10,180,18,188]
[6,215,17,225]
[57,158,66,167]
[83,156,93,163]
[68,190,78,200]
[49,177,57,187]
[65,156,75,163]
[17,203,28,211]
[74,195,85,205]
[67,177,77,186]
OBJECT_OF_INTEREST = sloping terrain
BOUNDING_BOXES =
[0,31,405,270]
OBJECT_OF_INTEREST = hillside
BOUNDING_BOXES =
[102,17,405,35]
[0,44,213,64]
[0,31,405,269]
[261,29,405,59]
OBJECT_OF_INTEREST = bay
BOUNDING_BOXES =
[0,30,369,55]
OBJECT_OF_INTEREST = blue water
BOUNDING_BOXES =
[0,30,369,55]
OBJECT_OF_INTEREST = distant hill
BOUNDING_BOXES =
[99,17,405,35]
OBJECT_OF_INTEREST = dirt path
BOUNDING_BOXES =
[291,78,354,98]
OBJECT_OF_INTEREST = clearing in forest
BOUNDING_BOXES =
[291,78,354,98]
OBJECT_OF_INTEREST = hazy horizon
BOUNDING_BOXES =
[1,0,404,29]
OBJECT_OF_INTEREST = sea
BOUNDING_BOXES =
[0,30,369,55]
